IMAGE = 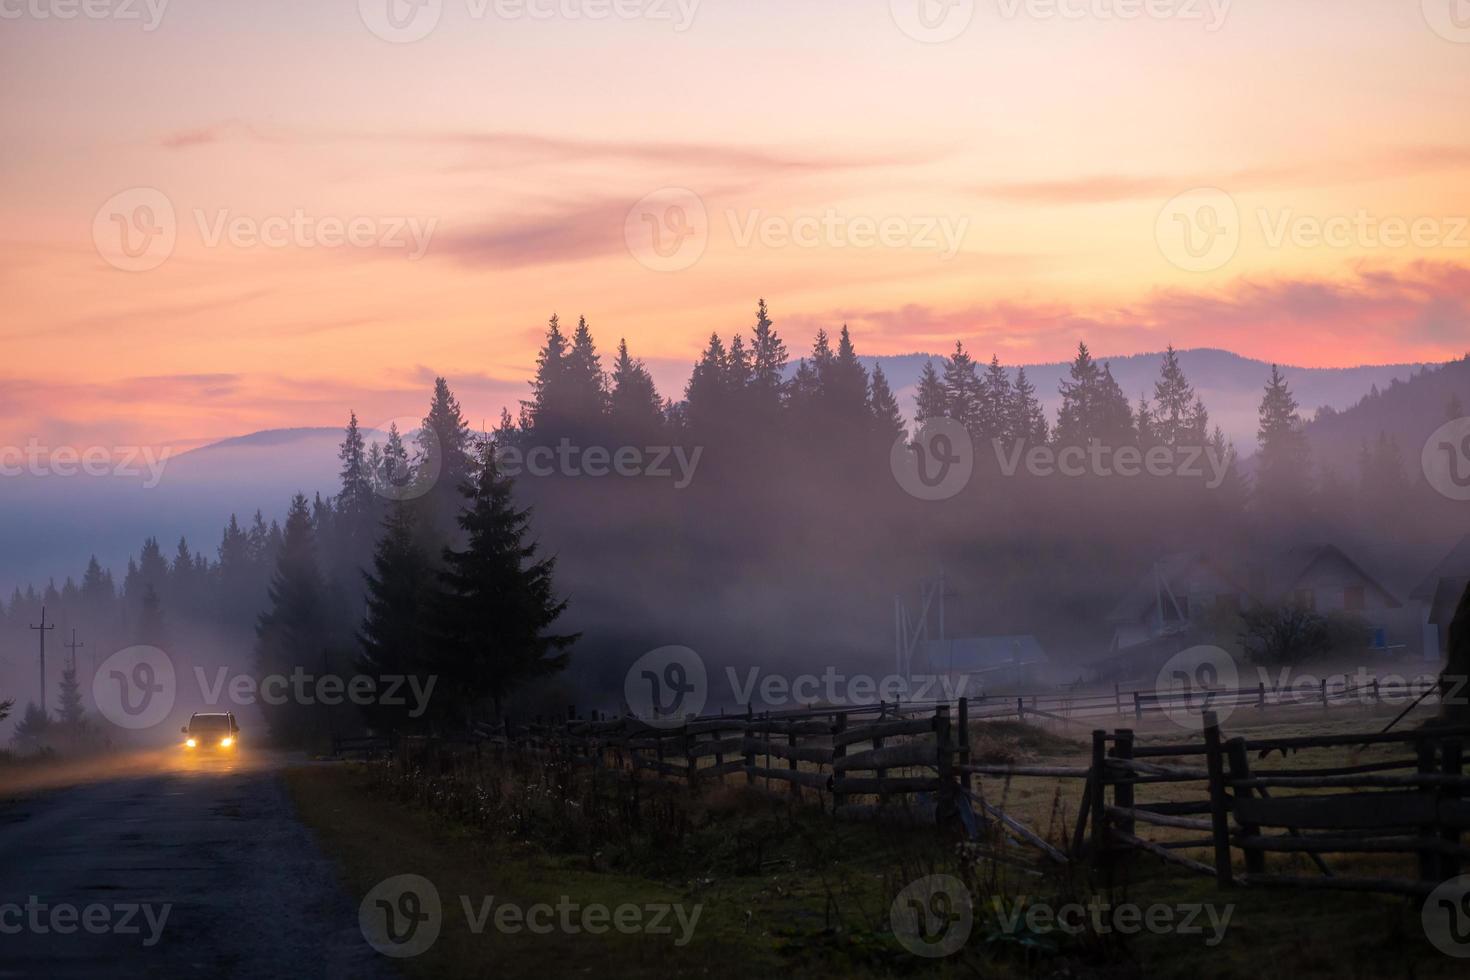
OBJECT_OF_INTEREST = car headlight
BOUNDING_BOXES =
[185,738,197,748]
[220,737,234,747]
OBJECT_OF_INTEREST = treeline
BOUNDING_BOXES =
[7,301,1464,742]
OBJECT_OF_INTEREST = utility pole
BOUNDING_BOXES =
[64,629,83,672]
[29,607,56,711]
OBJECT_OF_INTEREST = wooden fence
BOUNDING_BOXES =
[1084,713,1470,897]
[339,692,1470,896]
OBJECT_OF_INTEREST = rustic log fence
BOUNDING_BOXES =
[335,689,1470,896]
[1082,713,1470,896]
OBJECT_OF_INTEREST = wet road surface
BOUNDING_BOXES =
[0,753,394,979]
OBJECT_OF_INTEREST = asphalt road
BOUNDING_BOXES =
[0,752,395,979]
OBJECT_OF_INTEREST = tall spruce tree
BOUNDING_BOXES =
[524,314,570,437]
[914,360,948,423]
[564,316,609,436]
[609,338,665,443]
[56,662,84,727]
[254,493,326,747]
[357,502,438,732]
[979,355,1013,442]
[417,377,475,548]
[868,364,905,444]
[1256,365,1312,509]
[1151,345,1197,447]
[1097,364,1136,446]
[1009,367,1048,444]
[1055,342,1101,446]
[685,333,730,434]
[337,412,376,530]
[381,423,410,491]
[433,447,577,720]
[941,342,982,432]
[748,298,788,417]
[826,326,871,424]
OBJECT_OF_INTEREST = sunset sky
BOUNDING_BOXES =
[3,0,1470,451]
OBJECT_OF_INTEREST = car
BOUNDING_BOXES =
[181,712,240,752]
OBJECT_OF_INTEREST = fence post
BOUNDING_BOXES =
[788,726,800,800]
[743,704,755,787]
[1133,691,1142,722]
[832,712,848,814]
[685,722,698,788]
[1416,739,1438,883]
[874,728,888,807]
[1441,740,1464,880]
[1111,729,1135,838]
[1320,678,1328,712]
[1017,697,1025,724]
[1226,737,1264,875]
[1257,682,1265,710]
[957,697,972,796]
[1202,711,1235,888]
[1089,729,1109,870]
[1115,682,1122,717]
[935,705,954,823]
[712,720,725,782]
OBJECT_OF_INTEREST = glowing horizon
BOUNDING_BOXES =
[4,1,1470,448]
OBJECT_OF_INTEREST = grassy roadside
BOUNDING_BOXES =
[285,763,961,979]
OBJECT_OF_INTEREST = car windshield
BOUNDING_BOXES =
[190,715,230,733]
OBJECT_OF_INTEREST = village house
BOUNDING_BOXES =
[1408,532,1470,663]
[1093,545,1407,682]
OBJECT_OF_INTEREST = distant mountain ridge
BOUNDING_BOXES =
[851,347,1430,453]
[1298,354,1470,479]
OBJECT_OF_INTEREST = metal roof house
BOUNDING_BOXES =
[921,634,1049,692]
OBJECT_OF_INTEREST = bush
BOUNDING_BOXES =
[1239,602,1370,665]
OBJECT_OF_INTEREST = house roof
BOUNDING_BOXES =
[1410,532,1470,600]
[923,635,1047,673]
[1252,544,1402,609]
[1429,576,1470,626]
